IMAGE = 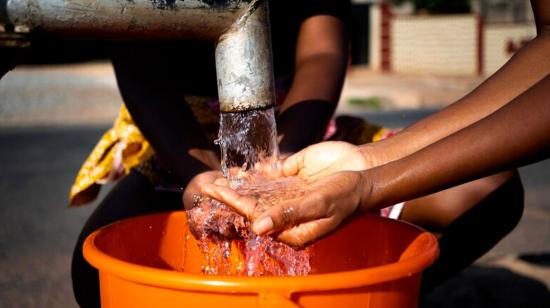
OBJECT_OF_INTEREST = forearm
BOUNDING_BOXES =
[362,74,550,211]
[361,30,550,166]
[277,14,348,153]
[278,54,344,153]
[280,52,347,112]
[277,99,336,153]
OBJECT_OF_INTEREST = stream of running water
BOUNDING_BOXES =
[187,107,312,276]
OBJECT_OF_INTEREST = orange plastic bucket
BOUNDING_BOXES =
[83,211,438,307]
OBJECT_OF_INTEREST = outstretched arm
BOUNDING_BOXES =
[363,73,550,210]
[363,1,550,166]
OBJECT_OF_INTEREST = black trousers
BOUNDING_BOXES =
[421,174,524,293]
[71,171,182,307]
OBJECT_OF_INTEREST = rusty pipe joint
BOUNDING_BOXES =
[215,0,275,113]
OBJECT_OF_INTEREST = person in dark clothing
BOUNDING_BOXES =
[71,1,351,306]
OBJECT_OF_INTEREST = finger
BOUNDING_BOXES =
[201,184,257,219]
[251,192,326,236]
[276,218,338,247]
[281,149,306,177]
[183,182,201,210]
[182,189,196,210]
[213,177,229,186]
[253,171,364,236]
[253,160,282,179]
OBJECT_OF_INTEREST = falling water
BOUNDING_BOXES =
[216,107,280,184]
[187,106,312,276]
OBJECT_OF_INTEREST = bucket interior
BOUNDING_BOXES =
[92,211,431,275]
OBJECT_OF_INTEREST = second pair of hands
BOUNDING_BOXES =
[183,141,374,247]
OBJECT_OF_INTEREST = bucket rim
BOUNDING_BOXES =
[83,211,439,294]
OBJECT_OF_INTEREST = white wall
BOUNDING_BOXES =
[367,5,537,76]
[391,15,478,75]
[483,24,536,75]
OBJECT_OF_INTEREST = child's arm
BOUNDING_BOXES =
[361,0,550,167]
[364,73,550,210]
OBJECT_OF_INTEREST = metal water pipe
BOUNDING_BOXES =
[0,0,275,112]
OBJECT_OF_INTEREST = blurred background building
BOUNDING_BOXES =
[350,0,536,76]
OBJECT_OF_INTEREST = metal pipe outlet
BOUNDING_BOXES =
[0,0,275,112]
[215,0,274,112]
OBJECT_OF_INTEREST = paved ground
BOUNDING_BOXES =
[0,126,99,308]
[0,64,548,307]
[0,63,121,127]
[338,67,485,112]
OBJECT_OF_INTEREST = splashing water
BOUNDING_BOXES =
[187,107,311,276]
[188,176,310,276]
[217,108,280,184]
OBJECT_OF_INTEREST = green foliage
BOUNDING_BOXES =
[348,97,384,110]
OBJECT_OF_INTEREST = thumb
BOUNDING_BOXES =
[251,192,324,236]
[276,218,338,247]
[281,148,306,177]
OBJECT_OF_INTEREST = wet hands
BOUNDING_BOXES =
[183,170,225,210]
[202,141,371,247]
[281,141,370,179]
[202,171,366,247]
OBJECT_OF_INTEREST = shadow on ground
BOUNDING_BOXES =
[421,265,550,308]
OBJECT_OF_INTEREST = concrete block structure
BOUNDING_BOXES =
[365,0,536,76]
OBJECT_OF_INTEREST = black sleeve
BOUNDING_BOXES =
[298,0,352,25]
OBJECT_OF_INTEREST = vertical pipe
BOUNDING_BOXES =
[215,0,275,113]
[214,0,278,179]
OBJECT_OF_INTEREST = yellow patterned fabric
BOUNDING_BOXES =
[69,105,154,206]
[326,115,392,145]
[372,127,395,142]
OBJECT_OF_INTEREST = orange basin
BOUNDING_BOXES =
[83,211,438,307]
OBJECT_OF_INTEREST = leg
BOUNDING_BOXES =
[71,170,182,307]
[401,171,518,232]
[400,170,524,292]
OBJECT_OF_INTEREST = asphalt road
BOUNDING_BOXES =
[0,126,100,307]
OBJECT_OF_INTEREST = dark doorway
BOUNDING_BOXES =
[350,3,370,65]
